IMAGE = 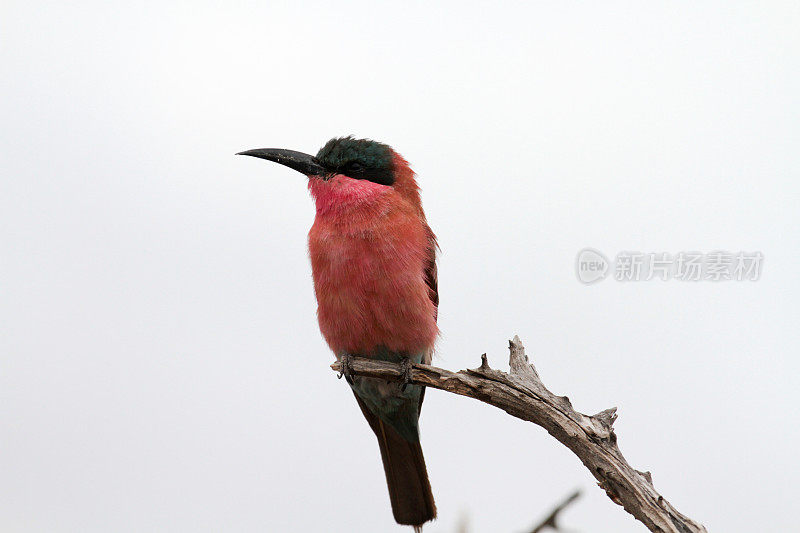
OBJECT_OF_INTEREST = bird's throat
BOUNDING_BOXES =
[308,174,393,216]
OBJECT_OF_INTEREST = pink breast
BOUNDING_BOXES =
[308,179,438,356]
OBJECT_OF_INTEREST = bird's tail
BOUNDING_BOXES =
[374,416,436,527]
[353,393,436,527]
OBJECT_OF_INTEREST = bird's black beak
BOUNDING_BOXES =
[237,148,328,177]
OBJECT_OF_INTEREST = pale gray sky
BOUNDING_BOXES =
[2,2,798,532]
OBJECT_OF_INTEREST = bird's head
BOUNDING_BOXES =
[238,136,420,214]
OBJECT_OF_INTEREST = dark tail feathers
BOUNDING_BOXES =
[353,393,436,527]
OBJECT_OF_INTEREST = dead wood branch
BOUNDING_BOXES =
[331,336,707,533]
[528,489,581,533]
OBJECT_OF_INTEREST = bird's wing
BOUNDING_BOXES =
[424,226,439,323]
[418,226,439,415]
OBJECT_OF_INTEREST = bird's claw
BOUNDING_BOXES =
[400,357,414,392]
[337,354,355,385]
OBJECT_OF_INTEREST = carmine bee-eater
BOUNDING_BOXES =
[238,137,438,530]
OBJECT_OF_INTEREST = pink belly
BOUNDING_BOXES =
[309,222,437,356]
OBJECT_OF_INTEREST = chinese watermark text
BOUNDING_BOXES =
[576,249,762,284]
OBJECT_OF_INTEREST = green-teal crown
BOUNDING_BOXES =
[316,136,395,185]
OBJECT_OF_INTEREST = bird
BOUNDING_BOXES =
[238,136,439,530]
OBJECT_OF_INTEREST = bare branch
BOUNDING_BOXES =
[528,489,581,533]
[331,336,707,533]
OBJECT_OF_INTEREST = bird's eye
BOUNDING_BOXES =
[347,161,364,172]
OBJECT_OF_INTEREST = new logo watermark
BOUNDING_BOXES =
[576,249,763,284]
[575,248,610,284]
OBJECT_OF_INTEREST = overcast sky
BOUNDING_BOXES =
[2,2,798,532]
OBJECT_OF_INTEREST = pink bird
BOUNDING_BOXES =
[239,137,439,530]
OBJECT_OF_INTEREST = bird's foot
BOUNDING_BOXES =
[337,353,355,385]
[400,356,414,392]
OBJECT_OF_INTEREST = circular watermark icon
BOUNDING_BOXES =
[575,248,610,284]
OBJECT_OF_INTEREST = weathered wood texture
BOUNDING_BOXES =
[331,336,707,533]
